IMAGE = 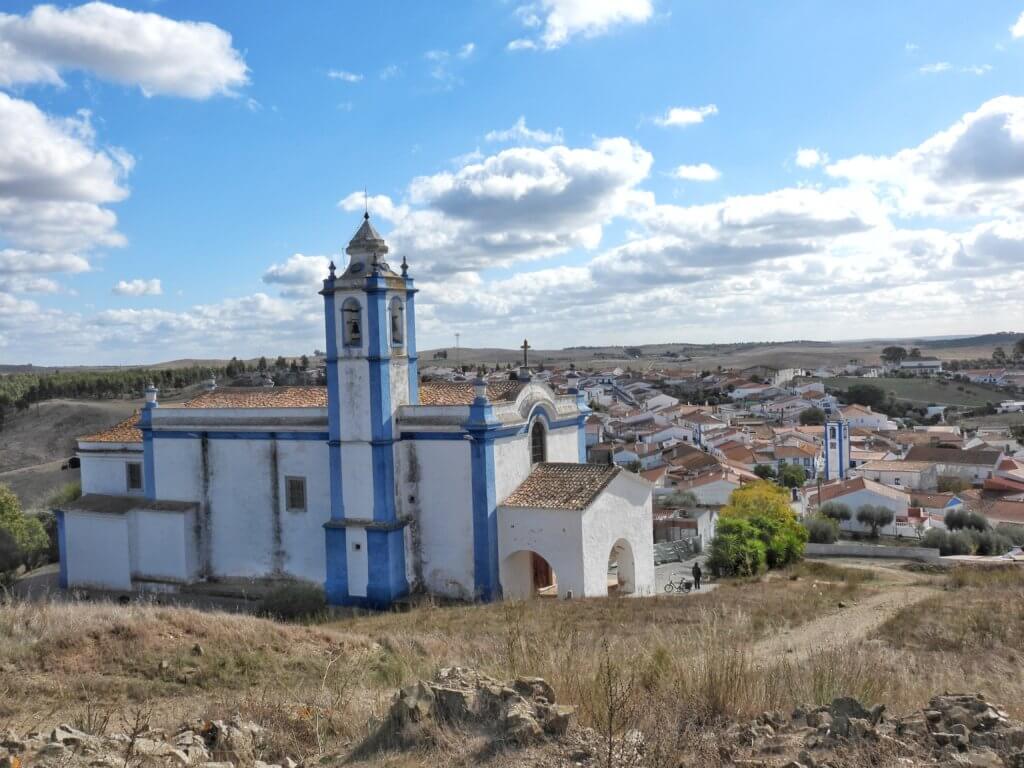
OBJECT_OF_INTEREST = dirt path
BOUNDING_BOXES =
[750,559,939,660]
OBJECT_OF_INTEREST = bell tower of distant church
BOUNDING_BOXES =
[320,213,419,607]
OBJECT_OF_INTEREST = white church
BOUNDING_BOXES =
[56,215,655,608]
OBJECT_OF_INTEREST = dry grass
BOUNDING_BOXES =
[2,562,1023,766]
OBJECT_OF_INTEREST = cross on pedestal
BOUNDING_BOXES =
[520,339,531,368]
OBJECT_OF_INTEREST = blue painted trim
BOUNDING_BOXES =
[399,416,581,443]
[365,528,409,607]
[55,510,68,589]
[577,414,587,463]
[466,394,502,601]
[151,431,328,441]
[139,404,156,500]
[322,280,347,604]
[823,423,830,480]
[400,431,468,441]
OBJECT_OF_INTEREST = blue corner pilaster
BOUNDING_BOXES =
[571,386,591,463]
[55,509,68,589]
[466,391,501,601]
[364,274,408,604]
[405,278,419,405]
[139,402,156,500]
[321,275,349,604]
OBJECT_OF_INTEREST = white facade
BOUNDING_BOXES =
[59,216,655,608]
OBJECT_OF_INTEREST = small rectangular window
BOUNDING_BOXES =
[126,462,143,491]
[285,476,307,512]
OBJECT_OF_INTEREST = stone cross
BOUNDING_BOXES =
[521,339,530,368]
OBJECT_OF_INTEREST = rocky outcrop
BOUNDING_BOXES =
[719,692,1023,768]
[0,718,287,768]
[387,666,576,747]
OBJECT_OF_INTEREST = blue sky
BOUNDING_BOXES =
[2,1,1024,364]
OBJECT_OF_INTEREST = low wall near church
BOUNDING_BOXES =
[805,542,941,562]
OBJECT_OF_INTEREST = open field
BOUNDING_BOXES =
[824,376,1008,407]
[4,559,1024,766]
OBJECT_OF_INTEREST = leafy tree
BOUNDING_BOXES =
[707,517,767,577]
[909,348,922,359]
[881,346,908,365]
[778,463,807,488]
[0,484,47,568]
[662,491,699,508]
[804,516,838,544]
[1010,426,1024,443]
[846,383,886,410]
[799,407,826,426]
[819,502,852,523]
[274,356,288,369]
[993,346,1008,364]
[944,508,988,532]
[300,354,310,369]
[1014,338,1024,360]
[720,481,807,568]
[753,464,777,480]
[257,356,268,372]
[855,504,895,538]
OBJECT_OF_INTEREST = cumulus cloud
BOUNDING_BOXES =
[919,62,951,74]
[0,93,129,256]
[485,116,563,145]
[510,0,652,50]
[826,95,1024,218]
[262,253,332,297]
[0,1,248,98]
[654,104,718,128]
[795,148,828,168]
[112,278,161,296]
[1012,11,1024,37]
[672,163,720,182]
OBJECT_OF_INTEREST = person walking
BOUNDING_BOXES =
[691,561,703,591]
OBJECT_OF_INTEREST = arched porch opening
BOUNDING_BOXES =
[501,550,559,600]
[607,538,636,595]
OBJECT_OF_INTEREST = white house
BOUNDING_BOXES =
[852,460,939,491]
[808,477,909,536]
[899,359,943,376]
[840,404,897,431]
[58,216,655,607]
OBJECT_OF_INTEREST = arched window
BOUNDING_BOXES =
[389,296,404,347]
[530,420,547,465]
[342,298,362,347]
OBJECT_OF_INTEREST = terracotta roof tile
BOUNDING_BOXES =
[418,381,524,406]
[182,387,328,408]
[80,413,142,443]
[905,445,1002,466]
[502,462,621,511]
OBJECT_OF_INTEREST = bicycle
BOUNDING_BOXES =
[663,575,693,594]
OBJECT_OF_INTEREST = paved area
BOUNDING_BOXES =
[655,555,717,596]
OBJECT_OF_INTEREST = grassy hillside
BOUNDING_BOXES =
[825,376,1007,407]
[3,562,1024,766]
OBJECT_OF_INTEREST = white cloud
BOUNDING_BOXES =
[113,278,162,296]
[379,64,400,80]
[672,163,720,181]
[905,42,918,52]
[654,104,718,128]
[0,93,129,255]
[457,43,476,59]
[485,116,563,145]
[507,38,537,51]
[262,253,332,297]
[327,69,362,82]
[511,0,653,50]
[961,64,992,76]
[826,95,1024,218]
[795,148,829,168]
[0,1,248,98]
[919,62,951,74]
[1012,11,1024,37]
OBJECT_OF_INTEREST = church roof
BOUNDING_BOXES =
[418,380,524,406]
[502,462,621,511]
[181,386,328,409]
[80,413,142,443]
[346,212,387,254]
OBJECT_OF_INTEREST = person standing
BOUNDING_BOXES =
[691,562,703,590]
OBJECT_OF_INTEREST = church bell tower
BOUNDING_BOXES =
[320,213,418,607]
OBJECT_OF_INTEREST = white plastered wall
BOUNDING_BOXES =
[79,446,144,496]
[64,512,132,590]
[580,474,655,597]
[129,509,198,582]
[409,439,475,598]
[497,506,586,599]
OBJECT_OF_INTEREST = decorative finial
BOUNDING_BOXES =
[401,255,408,277]
[364,187,369,218]
[328,260,336,278]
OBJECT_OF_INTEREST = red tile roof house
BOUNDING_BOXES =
[805,477,914,537]
[904,446,1005,487]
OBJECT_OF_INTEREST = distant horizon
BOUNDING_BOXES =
[2,2,1024,363]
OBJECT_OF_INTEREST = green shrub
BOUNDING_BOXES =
[820,502,851,523]
[707,517,767,577]
[947,531,974,556]
[46,481,82,508]
[945,509,988,532]
[922,528,948,552]
[974,530,1013,557]
[0,483,48,569]
[804,516,838,544]
[995,523,1024,546]
[259,582,327,622]
[855,505,895,538]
